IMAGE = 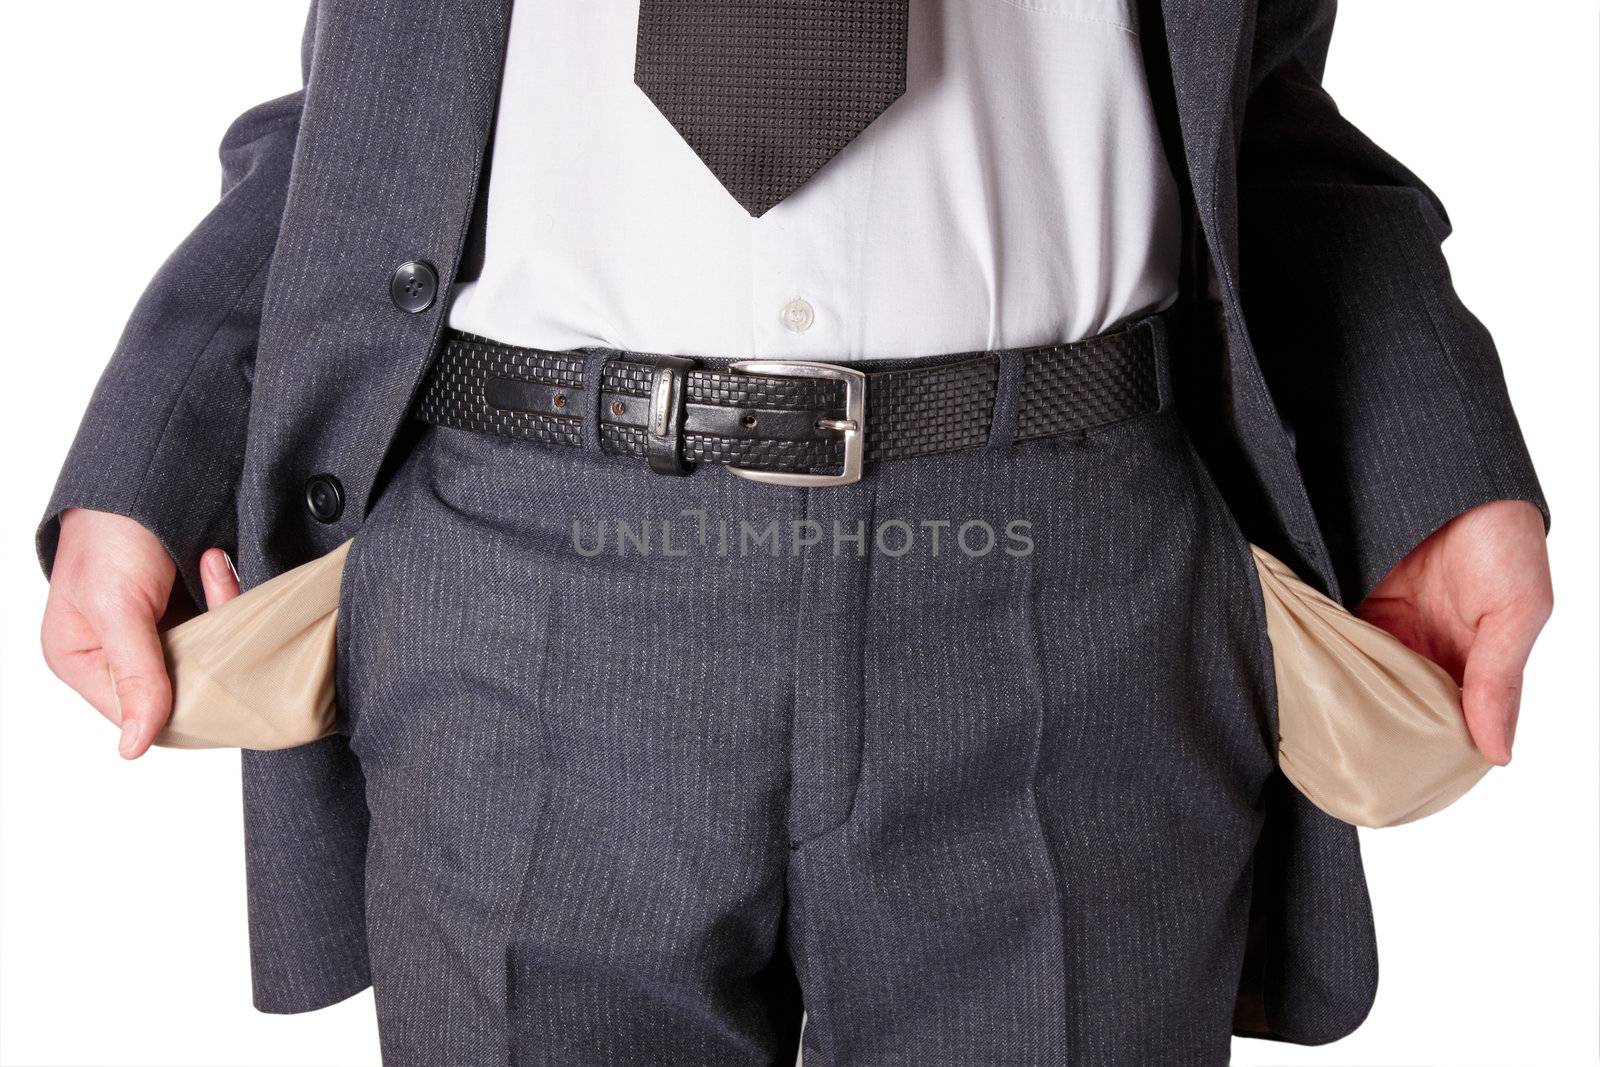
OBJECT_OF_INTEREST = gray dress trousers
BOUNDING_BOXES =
[336,373,1276,1064]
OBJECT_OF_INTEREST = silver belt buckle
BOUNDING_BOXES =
[726,361,867,487]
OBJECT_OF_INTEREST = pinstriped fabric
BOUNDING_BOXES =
[339,399,1276,1063]
[35,0,1548,1047]
[634,0,908,215]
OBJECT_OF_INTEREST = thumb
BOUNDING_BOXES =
[1460,608,1541,767]
[94,601,174,760]
[200,548,242,610]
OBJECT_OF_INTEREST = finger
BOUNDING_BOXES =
[88,598,174,760]
[200,548,242,610]
[40,592,120,722]
[1460,607,1545,766]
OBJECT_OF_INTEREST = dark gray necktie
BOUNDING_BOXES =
[635,0,910,217]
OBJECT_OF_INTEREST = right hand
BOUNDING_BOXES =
[40,508,241,759]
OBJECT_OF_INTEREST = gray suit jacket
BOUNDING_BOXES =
[39,0,1545,1045]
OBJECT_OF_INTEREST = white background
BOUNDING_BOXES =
[2,3,1596,1065]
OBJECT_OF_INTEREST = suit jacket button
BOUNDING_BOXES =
[389,260,438,313]
[304,474,345,523]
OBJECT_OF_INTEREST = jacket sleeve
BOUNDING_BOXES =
[36,5,318,611]
[1237,0,1547,606]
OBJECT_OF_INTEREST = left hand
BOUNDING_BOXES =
[1357,500,1552,765]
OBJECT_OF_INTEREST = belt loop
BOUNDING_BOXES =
[579,348,613,455]
[1148,312,1175,414]
[984,352,1025,452]
[645,354,695,476]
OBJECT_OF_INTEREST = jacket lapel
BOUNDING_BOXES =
[1150,0,1344,594]
[1157,0,1250,287]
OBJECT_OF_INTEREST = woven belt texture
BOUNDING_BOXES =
[413,316,1166,477]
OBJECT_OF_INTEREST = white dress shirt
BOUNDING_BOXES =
[447,0,1180,360]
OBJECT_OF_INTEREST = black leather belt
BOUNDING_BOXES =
[413,314,1167,486]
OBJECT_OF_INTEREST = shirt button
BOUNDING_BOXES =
[780,297,815,334]
[303,474,345,524]
[389,260,438,314]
